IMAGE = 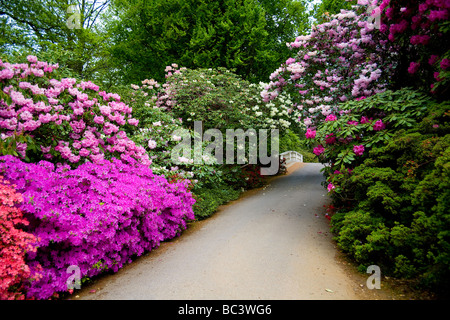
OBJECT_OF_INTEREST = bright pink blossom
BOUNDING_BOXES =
[429,10,448,21]
[353,144,365,156]
[327,183,336,192]
[440,58,450,70]
[373,119,386,131]
[128,118,139,126]
[305,128,316,139]
[26,55,38,63]
[429,55,439,65]
[93,115,104,124]
[410,35,430,45]
[0,155,195,300]
[0,57,150,166]
[0,176,37,300]
[313,145,325,156]
[408,62,420,74]
[286,58,296,65]
[325,133,336,145]
[419,3,428,13]
[360,116,370,124]
[0,68,14,80]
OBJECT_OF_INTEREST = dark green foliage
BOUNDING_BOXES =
[106,0,310,84]
[106,0,270,83]
[256,0,310,73]
[193,183,241,219]
[323,90,450,292]
[311,0,355,25]
[165,67,260,131]
[0,0,110,80]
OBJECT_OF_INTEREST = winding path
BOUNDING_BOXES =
[77,163,364,300]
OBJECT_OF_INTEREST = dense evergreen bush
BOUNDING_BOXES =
[314,89,450,291]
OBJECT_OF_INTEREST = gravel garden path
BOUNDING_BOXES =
[75,163,399,300]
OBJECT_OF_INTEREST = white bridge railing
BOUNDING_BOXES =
[280,151,303,163]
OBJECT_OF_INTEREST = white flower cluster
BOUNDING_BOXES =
[250,82,302,130]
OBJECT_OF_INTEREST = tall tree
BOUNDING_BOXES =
[0,0,109,79]
[107,0,278,84]
[257,0,310,70]
[106,0,314,84]
[311,0,355,25]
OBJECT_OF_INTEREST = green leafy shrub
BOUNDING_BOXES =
[158,67,260,131]
[314,88,450,292]
[193,183,241,219]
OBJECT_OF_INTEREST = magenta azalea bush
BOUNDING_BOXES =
[0,56,150,166]
[0,155,195,300]
[0,175,38,300]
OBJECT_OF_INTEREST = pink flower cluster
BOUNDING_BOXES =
[379,0,450,92]
[261,2,393,129]
[353,144,365,156]
[313,144,325,156]
[305,128,316,139]
[325,133,337,145]
[327,183,336,192]
[0,57,148,166]
[131,64,184,111]
[373,119,386,131]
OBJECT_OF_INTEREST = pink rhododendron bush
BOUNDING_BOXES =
[261,1,394,128]
[0,55,150,166]
[0,155,195,300]
[263,0,449,129]
[316,89,450,291]
[262,0,449,194]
